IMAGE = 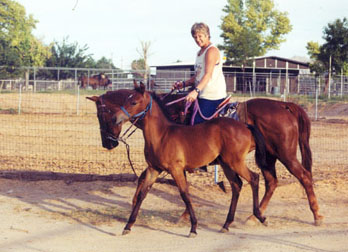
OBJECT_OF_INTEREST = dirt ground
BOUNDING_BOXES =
[0,94,348,251]
[0,171,347,252]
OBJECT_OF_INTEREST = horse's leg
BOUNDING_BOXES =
[219,163,243,232]
[171,169,197,238]
[123,167,161,235]
[233,160,266,224]
[131,168,147,208]
[281,157,323,226]
[259,154,278,214]
[177,170,190,223]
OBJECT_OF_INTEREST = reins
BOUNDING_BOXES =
[116,117,141,178]
[165,95,231,125]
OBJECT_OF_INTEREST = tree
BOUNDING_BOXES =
[219,0,292,65]
[95,56,117,69]
[131,58,146,79]
[0,0,51,77]
[307,18,348,75]
[131,41,152,81]
[306,41,326,75]
[44,37,95,79]
[137,41,152,71]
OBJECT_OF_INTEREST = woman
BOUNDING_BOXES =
[174,22,227,124]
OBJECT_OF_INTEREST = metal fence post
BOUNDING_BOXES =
[341,69,343,98]
[315,77,318,121]
[214,165,219,184]
[76,84,80,115]
[18,83,22,115]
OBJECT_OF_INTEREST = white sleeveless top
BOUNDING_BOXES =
[195,44,227,100]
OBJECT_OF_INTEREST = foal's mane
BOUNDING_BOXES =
[149,92,176,122]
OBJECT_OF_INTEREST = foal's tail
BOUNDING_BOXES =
[285,103,312,175]
[247,124,267,170]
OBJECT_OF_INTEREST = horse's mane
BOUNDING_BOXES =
[150,92,177,122]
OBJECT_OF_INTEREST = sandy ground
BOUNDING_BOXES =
[0,167,348,252]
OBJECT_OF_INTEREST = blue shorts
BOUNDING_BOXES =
[194,98,225,125]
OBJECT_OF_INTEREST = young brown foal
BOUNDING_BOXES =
[90,82,266,237]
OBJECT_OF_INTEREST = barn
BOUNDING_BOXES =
[151,56,310,94]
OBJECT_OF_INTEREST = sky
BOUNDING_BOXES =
[16,0,348,69]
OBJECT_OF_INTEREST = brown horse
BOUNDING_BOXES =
[79,73,112,89]
[87,82,268,237]
[159,92,324,226]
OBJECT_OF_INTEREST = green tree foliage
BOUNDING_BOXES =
[0,0,51,77]
[306,41,326,75]
[307,18,348,75]
[44,37,95,79]
[95,56,117,69]
[219,0,292,65]
[131,58,145,78]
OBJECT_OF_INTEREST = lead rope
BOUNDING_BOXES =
[117,118,141,178]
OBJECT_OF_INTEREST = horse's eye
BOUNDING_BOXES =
[111,115,117,125]
[131,101,137,106]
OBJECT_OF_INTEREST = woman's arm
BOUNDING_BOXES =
[186,47,220,102]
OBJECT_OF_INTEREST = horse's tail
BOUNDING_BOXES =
[285,103,312,174]
[247,124,267,170]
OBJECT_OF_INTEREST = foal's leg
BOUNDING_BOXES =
[123,167,161,235]
[281,157,323,226]
[131,168,147,208]
[219,163,243,232]
[233,160,266,224]
[177,171,191,223]
[171,169,198,238]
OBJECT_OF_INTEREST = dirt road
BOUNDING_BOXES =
[0,173,347,252]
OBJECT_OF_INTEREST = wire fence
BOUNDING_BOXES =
[0,67,347,181]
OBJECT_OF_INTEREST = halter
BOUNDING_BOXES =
[120,95,153,121]
[97,95,141,178]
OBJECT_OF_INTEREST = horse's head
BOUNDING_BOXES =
[87,89,134,150]
[113,81,151,127]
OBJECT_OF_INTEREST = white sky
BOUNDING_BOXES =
[16,0,348,69]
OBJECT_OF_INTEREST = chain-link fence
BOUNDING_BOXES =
[0,67,347,179]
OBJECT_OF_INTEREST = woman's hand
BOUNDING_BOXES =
[172,81,184,90]
[186,89,199,103]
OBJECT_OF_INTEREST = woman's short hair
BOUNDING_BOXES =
[191,22,211,39]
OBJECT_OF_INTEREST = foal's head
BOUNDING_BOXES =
[87,89,134,150]
[87,81,151,150]
[113,81,152,126]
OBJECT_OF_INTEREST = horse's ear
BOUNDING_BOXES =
[139,81,146,94]
[133,79,139,89]
[133,80,145,94]
[86,96,99,102]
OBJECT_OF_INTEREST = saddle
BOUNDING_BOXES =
[217,99,248,124]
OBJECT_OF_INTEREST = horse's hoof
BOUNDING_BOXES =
[188,232,197,238]
[245,215,258,226]
[122,229,131,235]
[176,216,189,224]
[220,227,229,233]
[315,216,324,226]
[262,218,268,227]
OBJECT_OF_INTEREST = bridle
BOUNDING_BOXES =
[98,96,120,142]
[120,95,153,122]
[97,94,153,178]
